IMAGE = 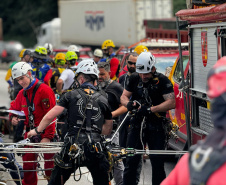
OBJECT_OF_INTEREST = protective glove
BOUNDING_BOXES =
[137,105,151,116]
[127,101,140,111]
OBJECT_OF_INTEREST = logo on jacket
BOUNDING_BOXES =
[201,31,208,67]
[85,11,104,31]
[42,98,50,109]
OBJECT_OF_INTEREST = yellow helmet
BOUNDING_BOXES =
[101,40,115,49]
[31,46,48,59]
[55,53,66,65]
[55,53,66,61]
[134,45,149,55]
[19,49,26,58]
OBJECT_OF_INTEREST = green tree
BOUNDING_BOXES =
[0,0,58,47]
[173,0,187,15]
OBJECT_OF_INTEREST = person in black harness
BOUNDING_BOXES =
[27,60,113,185]
[120,51,175,185]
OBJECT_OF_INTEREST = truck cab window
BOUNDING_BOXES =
[173,56,189,83]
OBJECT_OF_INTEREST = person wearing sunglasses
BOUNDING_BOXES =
[119,52,138,89]
[121,51,175,185]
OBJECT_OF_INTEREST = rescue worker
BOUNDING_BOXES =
[31,46,52,86]
[98,62,127,185]
[50,53,66,92]
[118,52,138,148]
[93,48,103,63]
[6,50,33,142]
[120,51,175,185]
[27,60,113,185]
[56,51,78,94]
[134,45,149,55]
[161,56,226,185]
[101,39,120,80]
[9,62,56,185]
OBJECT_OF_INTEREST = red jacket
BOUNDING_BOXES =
[161,153,226,185]
[10,79,56,140]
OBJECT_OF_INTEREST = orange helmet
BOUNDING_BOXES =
[134,45,149,55]
[54,53,66,65]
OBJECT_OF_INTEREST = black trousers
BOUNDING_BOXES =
[48,161,109,185]
[48,135,109,185]
[123,124,166,185]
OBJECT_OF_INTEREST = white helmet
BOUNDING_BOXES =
[12,62,33,79]
[68,45,79,53]
[94,49,103,58]
[136,51,156,74]
[75,59,99,78]
[44,43,53,54]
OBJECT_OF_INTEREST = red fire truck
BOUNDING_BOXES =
[168,1,226,150]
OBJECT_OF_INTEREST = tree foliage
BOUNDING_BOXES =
[0,0,58,47]
[173,0,187,15]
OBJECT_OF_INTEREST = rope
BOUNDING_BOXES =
[1,142,64,146]
[14,159,54,163]
[110,148,188,155]
[0,147,61,153]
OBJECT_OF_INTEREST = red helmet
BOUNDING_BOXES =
[207,56,226,99]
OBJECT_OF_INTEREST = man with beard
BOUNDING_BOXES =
[101,40,120,80]
[98,62,127,185]
[119,52,138,88]
[121,51,175,185]
[118,52,138,148]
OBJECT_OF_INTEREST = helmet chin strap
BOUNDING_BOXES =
[74,77,81,88]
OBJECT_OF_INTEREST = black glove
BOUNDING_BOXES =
[137,105,150,116]
[127,101,140,111]
[30,135,42,143]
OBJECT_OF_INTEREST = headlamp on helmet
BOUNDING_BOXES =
[136,51,155,74]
